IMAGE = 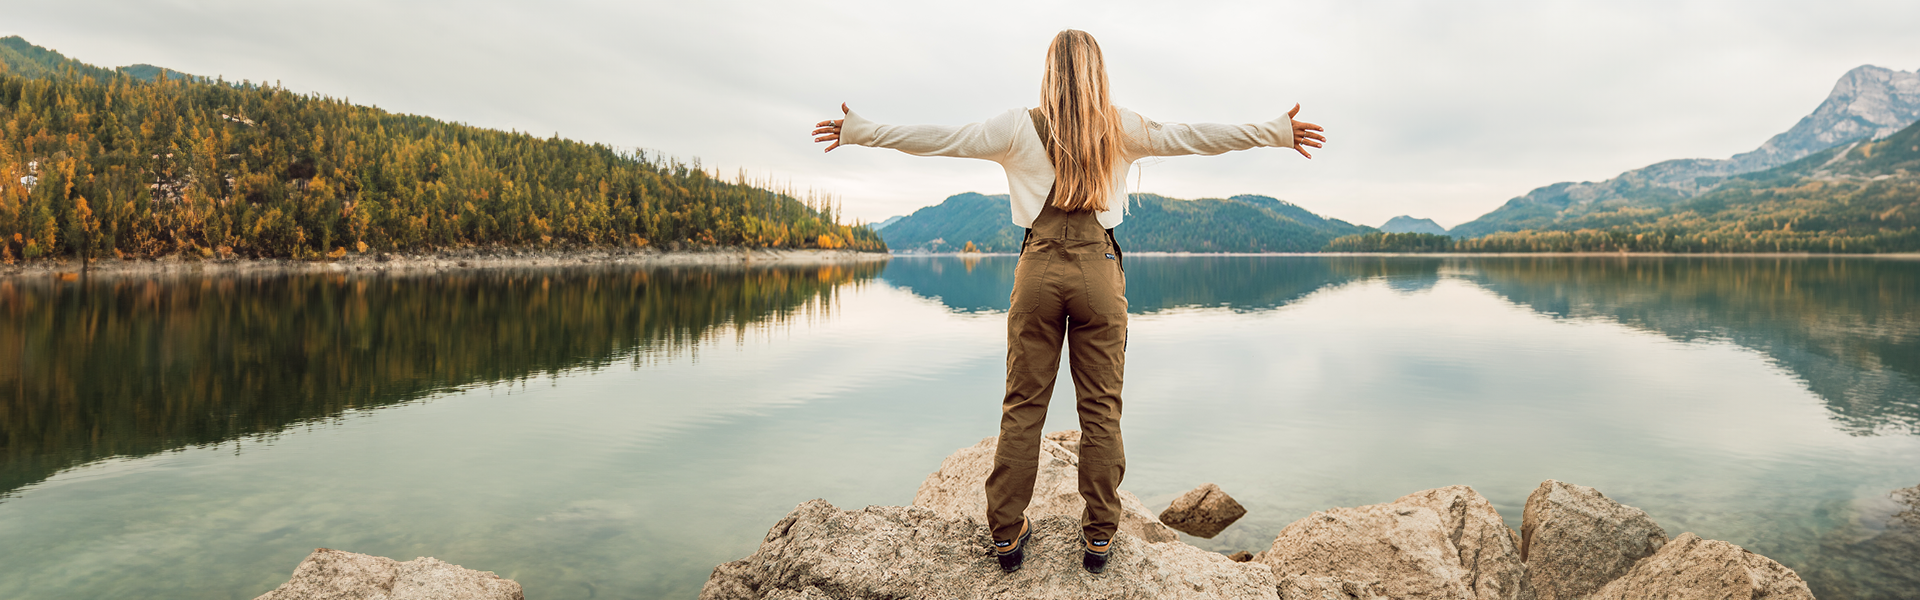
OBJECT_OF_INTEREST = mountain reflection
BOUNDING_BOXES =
[1459,256,1920,436]
[0,263,882,497]
[880,255,1446,313]
[881,255,1919,437]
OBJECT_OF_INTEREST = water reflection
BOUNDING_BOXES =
[0,263,883,497]
[881,255,1920,438]
[1459,256,1920,436]
[881,255,1448,314]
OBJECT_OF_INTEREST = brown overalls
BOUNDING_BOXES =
[985,110,1129,544]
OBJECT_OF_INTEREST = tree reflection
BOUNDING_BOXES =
[1459,256,1920,436]
[0,263,883,496]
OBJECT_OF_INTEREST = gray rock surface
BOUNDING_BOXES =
[1520,480,1667,600]
[1160,483,1249,539]
[912,432,1179,543]
[253,548,524,600]
[699,499,1278,600]
[1257,486,1531,600]
[1590,533,1813,600]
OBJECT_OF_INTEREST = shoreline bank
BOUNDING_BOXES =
[891,250,1920,258]
[0,247,891,281]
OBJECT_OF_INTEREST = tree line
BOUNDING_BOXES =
[0,66,884,262]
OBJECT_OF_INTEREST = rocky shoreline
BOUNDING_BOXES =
[246,430,1915,598]
[1,246,890,280]
[699,431,1822,600]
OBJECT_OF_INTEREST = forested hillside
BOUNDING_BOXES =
[0,37,882,261]
[880,192,1370,253]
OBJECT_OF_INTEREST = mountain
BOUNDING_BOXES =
[1379,216,1448,235]
[1452,65,1920,239]
[1452,117,1920,252]
[868,215,906,231]
[879,193,1371,253]
[0,36,202,83]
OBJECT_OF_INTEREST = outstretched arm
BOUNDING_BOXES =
[812,104,1019,162]
[1133,103,1326,159]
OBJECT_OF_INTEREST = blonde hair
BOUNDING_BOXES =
[1038,30,1128,213]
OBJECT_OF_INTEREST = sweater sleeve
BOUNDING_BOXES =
[1124,109,1294,158]
[838,108,1021,163]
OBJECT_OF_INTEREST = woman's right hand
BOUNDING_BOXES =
[1289,104,1325,159]
[812,103,850,153]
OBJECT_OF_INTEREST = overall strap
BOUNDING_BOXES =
[1028,108,1057,208]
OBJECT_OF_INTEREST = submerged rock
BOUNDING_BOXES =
[699,499,1278,600]
[1256,486,1531,600]
[912,432,1179,543]
[1591,533,1813,599]
[253,548,523,600]
[1160,483,1249,539]
[1520,480,1668,600]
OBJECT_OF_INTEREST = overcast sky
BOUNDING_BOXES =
[9,1,1920,228]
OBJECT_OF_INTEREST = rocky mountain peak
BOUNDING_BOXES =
[1450,64,1920,239]
[1729,65,1920,171]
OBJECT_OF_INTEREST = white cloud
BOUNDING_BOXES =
[7,0,1918,228]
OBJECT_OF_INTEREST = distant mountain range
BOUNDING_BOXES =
[1379,216,1447,235]
[0,35,203,83]
[879,192,1371,253]
[1453,116,1920,252]
[1451,65,1920,239]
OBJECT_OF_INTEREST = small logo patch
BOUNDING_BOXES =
[1105,253,1115,260]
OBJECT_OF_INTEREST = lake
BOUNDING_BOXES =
[3,255,1917,599]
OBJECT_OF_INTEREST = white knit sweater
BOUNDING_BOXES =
[839,107,1295,229]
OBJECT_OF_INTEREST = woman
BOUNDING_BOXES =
[811,29,1324,574]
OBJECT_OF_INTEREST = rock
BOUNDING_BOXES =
[1894,483,1920,530]
[1044,429,1080,457]
[1226,551,1254,562]
[1160,483,1249,539]
[253,548,523,600]
[700,499,1278,600]
[913,432,1179,543]
[1396,486,1533,600]
[1258,486,1530,600]
[1591,533,1813,600]
[1520,480,1668,600]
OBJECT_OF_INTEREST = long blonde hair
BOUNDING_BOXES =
[1038,30,1127,213]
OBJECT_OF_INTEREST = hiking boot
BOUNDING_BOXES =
[994,518,1032,573]
[1082,534,1111,574]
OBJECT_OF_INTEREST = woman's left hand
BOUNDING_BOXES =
[1288,104,1325,159]
[813,103,850,152]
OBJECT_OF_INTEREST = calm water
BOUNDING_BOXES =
[3,256,1918,599]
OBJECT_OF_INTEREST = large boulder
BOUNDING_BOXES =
[699,499,1279,600]
[1519,480,1668,600]
[1160,483,1249,539]
[253,548,523,600]
[913,431,1179,543]
[1257,486,1531,600]
[1396,486,1533,600]
[1590,533,1813,599]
